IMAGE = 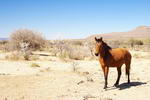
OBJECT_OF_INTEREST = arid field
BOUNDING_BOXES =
[0,0,150,99]
[0,26,150,100]
[0,50,150,100]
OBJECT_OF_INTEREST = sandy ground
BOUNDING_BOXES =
[0,51,150,100]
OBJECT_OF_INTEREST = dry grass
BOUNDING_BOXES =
[0,50,150,100]
[5,51,25,61]
[5,51,34,61]
[31,63,40,68]
[45,39,150,61]
[1,34,150,61]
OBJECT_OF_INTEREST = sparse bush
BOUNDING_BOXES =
[0,40,9,51]
[84,41,95,56]
[134,40,143,45]
[50,40,93,60]
[9,29,46,51]
[68,46,89,60]
[55,40,67,57]
[128,39,144,48]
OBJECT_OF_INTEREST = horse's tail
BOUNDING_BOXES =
[125,51,132,76]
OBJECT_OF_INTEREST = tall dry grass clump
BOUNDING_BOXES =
[9,29,46,51]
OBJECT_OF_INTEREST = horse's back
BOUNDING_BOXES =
[108,48,131,66]
[111,48,131,57]
[111,48,130,58]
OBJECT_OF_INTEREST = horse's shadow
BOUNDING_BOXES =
[116,81,146,90]
[106,81,146,91]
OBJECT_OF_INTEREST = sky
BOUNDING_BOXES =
[0,0,150,39]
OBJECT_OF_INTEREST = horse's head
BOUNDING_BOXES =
[94,37,112,57]
[94,37,104,56]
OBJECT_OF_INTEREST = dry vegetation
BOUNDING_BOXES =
[0,28,150,100]
[0,29,47,60]
[9,29,46,51]
[0,32,150,61]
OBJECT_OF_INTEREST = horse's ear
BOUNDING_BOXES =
[95,37,98,42]
[100,37,103,41]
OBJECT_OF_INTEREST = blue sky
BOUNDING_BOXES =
[0,0,150,39]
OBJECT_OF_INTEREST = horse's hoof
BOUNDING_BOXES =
[128,81,130,84]
[103,86,107,89]
[113,83,118,87]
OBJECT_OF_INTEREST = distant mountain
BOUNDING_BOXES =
[0,38,8,40]
[86,26,150,40]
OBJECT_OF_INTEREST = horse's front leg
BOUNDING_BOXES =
[103,66,109,89]
[114,67,122,87]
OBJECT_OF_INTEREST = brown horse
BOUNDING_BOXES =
[95,37,132,89]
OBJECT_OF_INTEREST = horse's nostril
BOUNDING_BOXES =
[95,53,98,56]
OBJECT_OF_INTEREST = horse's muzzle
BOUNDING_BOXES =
[95,53,99,56]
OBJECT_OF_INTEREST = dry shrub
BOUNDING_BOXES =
[9,29,46,51]
[61,45,91,60]
[49,40,94,60]
[68,45,91,60]
[83,41,95,56]
[128,39,144,48]
[0,40,9,51]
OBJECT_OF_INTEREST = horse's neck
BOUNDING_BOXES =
[100,49,111,60]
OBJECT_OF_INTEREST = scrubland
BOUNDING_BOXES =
[0,29,150,100]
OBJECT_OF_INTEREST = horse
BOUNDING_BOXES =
[94,37,132,89]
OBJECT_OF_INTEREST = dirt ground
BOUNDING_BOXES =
[0,51,150,100]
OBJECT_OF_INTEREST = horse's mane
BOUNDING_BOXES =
[102,42,112,60]
[103,42,112,50]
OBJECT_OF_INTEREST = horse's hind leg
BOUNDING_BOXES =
[126,66,130,84]
[125,61,131,84]
[114,67,122,87]
[127,71,130,84]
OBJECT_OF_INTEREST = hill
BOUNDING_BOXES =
[86,26,150,40]
[0,38,8,40]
